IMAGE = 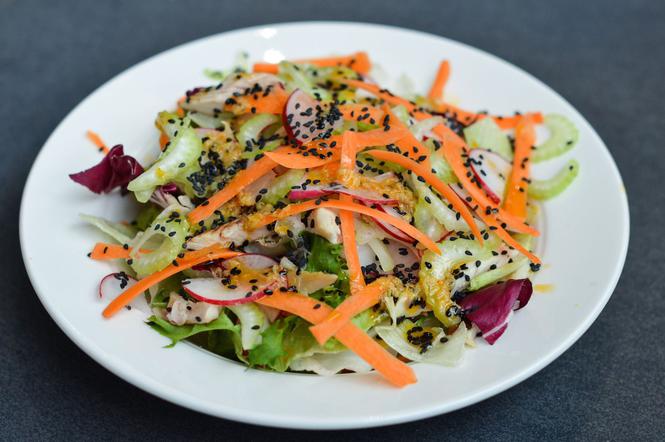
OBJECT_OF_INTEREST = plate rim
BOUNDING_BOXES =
[19,20,630,429]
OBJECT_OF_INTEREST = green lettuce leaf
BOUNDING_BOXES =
[146,312,239,348]
[247,316,345,371]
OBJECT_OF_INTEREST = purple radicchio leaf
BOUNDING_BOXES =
[69,145,143,194]
[458,278,533,345]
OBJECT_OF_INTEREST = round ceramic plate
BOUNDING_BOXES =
[20,22,629,429]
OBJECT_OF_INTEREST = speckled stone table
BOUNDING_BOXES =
[2,0,663,440]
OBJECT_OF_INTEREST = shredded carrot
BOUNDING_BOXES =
[265,136,342,169]
[91,243,132,260]
[365,149,484,244]
[341,79,415,110]
[188,155,279,224]
[159,133,169,151]
[338,103,384,122]
[382,105,430,167]
[424,119,539,236]
[431,103,480,125]
[338,125,410,185]
[419,121,541,262]
[253,51,371,75]
[102,246,240,318]
[254,199,440,255]
[339,131,357,183]
[90,242,152,260]
[86,130,109,154]
[345,79,541,129]
[241,86,290,114]
[503,116,536,221]
[257,291,416,387]
[473,208,541,264]
[339,194,364,293]
[352,123,410,148]
[309,280,385,346]
[494,112,543,130]
[427,60,450,101]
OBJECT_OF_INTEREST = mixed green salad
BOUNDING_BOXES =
[71,52,579,387]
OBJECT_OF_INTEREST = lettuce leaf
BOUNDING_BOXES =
[247,316,344,371]
[305,232,347,278]
[146,312,239,348]
[303,232,349,305]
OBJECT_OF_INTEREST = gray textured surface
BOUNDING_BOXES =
[1,0,664,440]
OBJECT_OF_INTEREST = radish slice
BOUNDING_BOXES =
[193,253,278,272]
[282,89,342,144]
[288,184,398,205]
[98,272,151,316]
[183,278,277,306]
[468,149,511,204]
[222,253,278,270]
[370,204,415,243]
[385,239,420,283]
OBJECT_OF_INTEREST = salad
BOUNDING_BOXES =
[71,52,579,387]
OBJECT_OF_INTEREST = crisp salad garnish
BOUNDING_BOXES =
[71,52,579,387]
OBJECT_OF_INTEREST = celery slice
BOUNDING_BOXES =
[262,169,305,206]
[129,207,189,278]
[464,118,512,160]
[128,113,203,203]
[532,114,579,163]
[528,159,579,200]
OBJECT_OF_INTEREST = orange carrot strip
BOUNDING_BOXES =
[102,246,241,318]
[503,116,536,221]
[342,79,416,109]
[432,103,480,125]
[91,243,130,260]
[339,194,364,293]
[241,86,289,114]
[365,149,484,244]
[265,149,339,169]
[159,133,169,151]
[422,118,539,236]
[345,79,540,128]
[309,280,385,345]
[257,291,416,388]
[86,130,110,154]
[339,131,357,182]
[382,105,431,167]
[254,199,440,255]
[473,208,541,264]
[90,243,152,260]
[338,126,410,184]
[188,155,279,224]
[427,60,450,101]
[265,135,342,169]
[253,51,371,75]
[175,96,186,118]
[344,79,480,125]
[338,104,385,122]
[352,124,410,148]
[494,112,543,130]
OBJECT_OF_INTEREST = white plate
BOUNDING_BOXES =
[20,22,629,429]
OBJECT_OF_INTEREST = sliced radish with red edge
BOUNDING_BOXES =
[282,89,342,145]
[468,149,511,204]
[183,278,277,306]
[99,272,151,316]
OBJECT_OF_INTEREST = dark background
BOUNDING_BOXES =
[1,0,663,440]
